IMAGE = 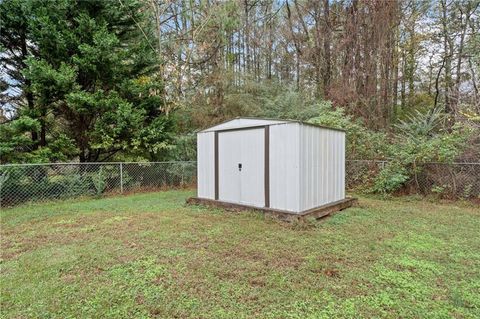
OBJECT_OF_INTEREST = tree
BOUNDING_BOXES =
[0,0,173,163]
[0,0,39,145]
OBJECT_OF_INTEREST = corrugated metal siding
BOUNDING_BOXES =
[217,130,241,203]
[201,118,288,132]
[239,128,265,207]
[218,128,265,207]
[197,119,345,213]
[269,123,301,213]
[300,125,345,211]
[197,131,215,199]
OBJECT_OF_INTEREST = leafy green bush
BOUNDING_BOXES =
[307,104,472,194]
[370,112,471,194]
[91,168,107,196]
[0,167,89,205]
[308,103,389,159]
[371,162,409,194]
[257,89,328,121]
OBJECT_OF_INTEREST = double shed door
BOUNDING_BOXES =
[218,127,265,207]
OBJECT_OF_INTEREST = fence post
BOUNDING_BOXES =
[120,163,123,193]
[0,173,4,209]
[181,163,185,186]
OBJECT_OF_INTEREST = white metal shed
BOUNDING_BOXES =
[195,117,347,215]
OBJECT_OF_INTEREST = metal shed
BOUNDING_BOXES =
[190,117,355,219]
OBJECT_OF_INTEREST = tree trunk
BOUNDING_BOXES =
[40,117,46,147]
[244,0,250,74]
[441,0,453,115]
[20,32,38,148]
[453,5,472,109]
[323,0,331,97]
[286,0,301,91]
[400,48,406,109]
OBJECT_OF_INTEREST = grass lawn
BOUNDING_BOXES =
[1,190,479,318]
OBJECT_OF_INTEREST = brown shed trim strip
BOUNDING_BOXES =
[214,131,219,200]
[264,125,270,208]
[214,125,268,133]
[198,117,346,133]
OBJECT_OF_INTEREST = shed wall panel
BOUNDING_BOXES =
[300,125,345,211]
[197,132,215,199]
[239,128,265,207]
[218,128,265,207]
[269,123,301,213]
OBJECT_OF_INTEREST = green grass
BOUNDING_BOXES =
[1,190,479,318]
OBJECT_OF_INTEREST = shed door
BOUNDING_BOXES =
[218,128,265,207]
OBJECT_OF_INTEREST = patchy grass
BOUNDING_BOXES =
[1,190,479,318]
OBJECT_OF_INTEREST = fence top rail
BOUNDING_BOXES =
[1,160,478,168]
[0,161,197,167]
[346,159,389,163]
[422,162,480,165]
[345,160,480,165]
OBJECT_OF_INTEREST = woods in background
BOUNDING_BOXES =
[155,0,479,129]
[1,0,479,166]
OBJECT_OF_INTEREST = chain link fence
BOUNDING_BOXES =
[345,160,480,200]
[0,162,196,207]
[345,159,387,190]
[0,160,478,207]
[409,162,480,199]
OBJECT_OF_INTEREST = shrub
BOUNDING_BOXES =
[308,103,389,160]
[370,113,472,194]
[371,162,409,194]
[91,168,107,196]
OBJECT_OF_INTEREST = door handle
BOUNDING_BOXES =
[238,163,242,171]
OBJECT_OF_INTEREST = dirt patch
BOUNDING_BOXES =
[324,268,340,278]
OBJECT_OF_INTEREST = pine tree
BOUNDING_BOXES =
[0,0,172,163]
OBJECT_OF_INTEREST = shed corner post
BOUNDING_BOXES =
[264,125,270,208]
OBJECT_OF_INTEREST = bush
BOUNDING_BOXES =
[369,113,472,194]
[308,103,389,160]
[91,168,107,196]
[307,104,473,195]
[371,162,409,194]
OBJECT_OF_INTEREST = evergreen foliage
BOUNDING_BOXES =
[0,0,173,163]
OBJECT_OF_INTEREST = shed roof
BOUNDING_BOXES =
[198,117,345,133]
